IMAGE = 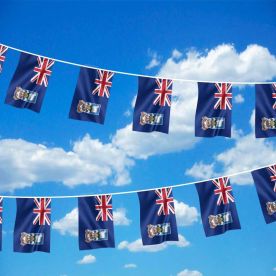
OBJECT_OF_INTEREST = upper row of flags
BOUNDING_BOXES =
[1,44,276,138]
[0,163,275,253]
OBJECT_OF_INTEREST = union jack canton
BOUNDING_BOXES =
[255,84,276,138]
[195,82,233,137]
[78,195,115,250]
[14,198,51,253]
[138,187,178,245]
[0,45,8,73]
[133,76,173,134]
[69,68,114,124]
[196,177,241,237]
[5,53,54,112]
[251,165,276,224]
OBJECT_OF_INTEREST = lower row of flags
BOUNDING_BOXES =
[1,45,276,138]
[0,164,275,253]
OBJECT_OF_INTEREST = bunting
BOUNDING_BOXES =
[14,198,51,253]
[0,43,275,138]
[78,195,115,250]
[5,53,54,112]
[0,163,272,252]
[255,84,276,137]
[69,68,114,124]
[251,165,276,223]
[195,177,241,237]
[133,77,173,134]
[137,188,178,245]
[195,82,232,137]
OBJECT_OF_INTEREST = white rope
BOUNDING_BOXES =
[2,43,276,85]
[1,162,274,199]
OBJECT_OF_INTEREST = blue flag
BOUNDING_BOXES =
[0,197,3,251]
[0,44,8,74]
[14,198,51,253]
[251,165,276,224]
[78,195,115,250]
[133,77,173,134]
[138,188,178,245]
[69,68,114,124]
[255,84,276,138]
[5,53,55,112]
[195,177,241,237]
[195,82,232,137]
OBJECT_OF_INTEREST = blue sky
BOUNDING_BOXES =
[0,1,276,276]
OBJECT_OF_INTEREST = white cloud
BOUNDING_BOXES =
[112,44,276,159]
[0,134,134,192]
[186,162,215,180]
[146,50,161,69]
[113,208,132,226]
[177,269,203,276]
[77,255,96,265]
[175,200,199,226]
[53,207,131,236]
[171,49,182,59]
[186,111,276,185]
[118,234,189,252]
[273,267,276,271]
[124,263,137,269]
[234,94,245,103]
[53,208,78,236]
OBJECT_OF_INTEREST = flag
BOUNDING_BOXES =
[138,188,178,245]
[251,165,276,223]
[5,52,54,112]
[195,177,241,237]
[14,198,51,253]
[0,45,8,73]
[255,84,276,138]
[69,68,114,124]
[133,77,173,134]
[0,197,3,251]
[195,82,232,137]
[78,195,115,250]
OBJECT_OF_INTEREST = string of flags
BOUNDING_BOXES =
[0,163,275,253]
[1,43,276,137]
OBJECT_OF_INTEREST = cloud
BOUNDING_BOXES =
[113,208,132,226]
[53,208,78,236]
[186,111,276,185]
[145,50,161,69]
[53,207,131,236]
[124,264,137,269]
[177,269,203,276]
[112,44,276,159]
[185,162,215,180]
[171,49,182,59]
[118,234,189,252]
[175,200,199,226]
[0,134,134,192]
[77,255,96,265]
[234,94,245,103]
